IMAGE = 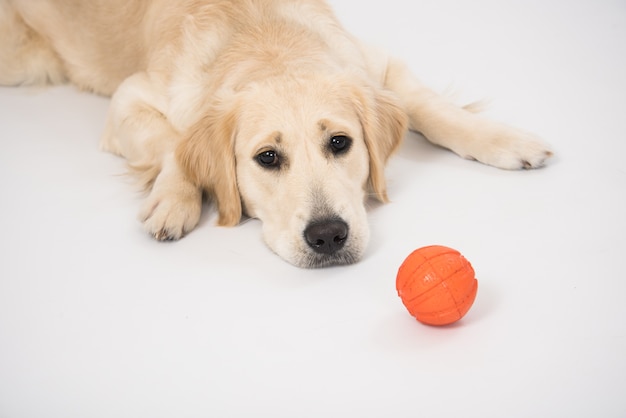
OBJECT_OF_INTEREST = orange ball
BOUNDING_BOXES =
[396,245,478,326]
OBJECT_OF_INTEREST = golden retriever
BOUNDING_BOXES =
[0,0,552,268]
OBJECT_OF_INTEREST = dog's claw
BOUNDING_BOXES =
[153,229,177,241]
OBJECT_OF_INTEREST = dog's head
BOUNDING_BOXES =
[177,74,407,268]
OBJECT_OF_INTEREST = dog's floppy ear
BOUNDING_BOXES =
[176,106,242,226]
[357,85,408,203]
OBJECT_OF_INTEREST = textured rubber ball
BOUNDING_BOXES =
[396,245,478,326]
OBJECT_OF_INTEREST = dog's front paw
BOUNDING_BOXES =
[139,189,202,241]
[464,123,553,170]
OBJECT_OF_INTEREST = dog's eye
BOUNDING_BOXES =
[329,135,351,155]
[256,150,280,168]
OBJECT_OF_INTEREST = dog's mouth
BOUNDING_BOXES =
[259,206,369,268]
[299,247,361,269]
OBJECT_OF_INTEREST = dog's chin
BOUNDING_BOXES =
[296,249,362,269]
[271,239,366,269]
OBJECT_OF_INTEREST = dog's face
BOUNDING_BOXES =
[235,79,372,267]
[178,74,407,268]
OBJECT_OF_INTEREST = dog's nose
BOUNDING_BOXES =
[304,219,348,254]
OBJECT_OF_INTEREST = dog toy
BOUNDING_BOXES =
[396,245,478,326]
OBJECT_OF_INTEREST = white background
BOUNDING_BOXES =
[1,1,625,417]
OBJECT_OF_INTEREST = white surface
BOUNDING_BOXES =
[1,1,625,417]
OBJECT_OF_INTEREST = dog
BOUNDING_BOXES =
[0,0,552,268]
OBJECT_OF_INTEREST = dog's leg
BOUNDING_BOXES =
[0,1,66,86]
[101,72,202,240]
[137,152,203,241]
[378,55,552,169]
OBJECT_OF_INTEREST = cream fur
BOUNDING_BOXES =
[0,0,552,267]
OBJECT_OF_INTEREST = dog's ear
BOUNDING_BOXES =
[176,106,242,226]
[357,86,408,203]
